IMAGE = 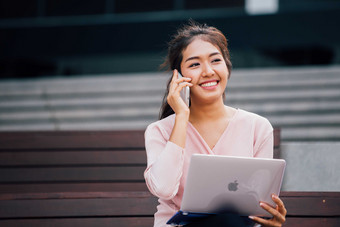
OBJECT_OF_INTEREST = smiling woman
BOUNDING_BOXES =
[144,20,287,227]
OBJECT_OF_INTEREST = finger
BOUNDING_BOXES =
[272,194,287,216]
[169,81,192,97]
[170,77,192,92]
[169,71,180,93]
[176,81,192,91]
[260,202,285,224]
[175,81,193,90]
[260,202,280,217]
[174,77,192,85]
[171,69,179,82]
[249,216,273,226]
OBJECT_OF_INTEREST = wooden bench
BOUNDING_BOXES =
[0,129,339,226]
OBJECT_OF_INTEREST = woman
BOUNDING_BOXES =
[144,21,286,227]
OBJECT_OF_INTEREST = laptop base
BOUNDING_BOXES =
[166,210,215,226]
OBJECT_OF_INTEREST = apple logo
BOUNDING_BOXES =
[228,180,238,192]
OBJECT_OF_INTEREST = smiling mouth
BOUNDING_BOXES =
[200,81,219,88]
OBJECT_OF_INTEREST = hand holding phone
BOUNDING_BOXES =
[178,72,190,107]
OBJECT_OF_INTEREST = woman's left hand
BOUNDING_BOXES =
[249,194,287,227]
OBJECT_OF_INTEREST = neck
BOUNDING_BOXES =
[189,98,227,123]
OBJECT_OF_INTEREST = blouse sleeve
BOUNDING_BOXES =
[253,117,274,159]
[143,123,185,200]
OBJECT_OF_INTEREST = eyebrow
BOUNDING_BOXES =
[184,52,221,63]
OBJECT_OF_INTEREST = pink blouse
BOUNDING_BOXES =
[144,109,273,227]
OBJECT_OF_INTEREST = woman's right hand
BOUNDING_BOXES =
[167,69,192,117]
[167,69,192,148]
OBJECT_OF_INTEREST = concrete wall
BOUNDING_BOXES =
[280,142,340,191]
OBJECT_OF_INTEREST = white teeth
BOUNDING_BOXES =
[201,81,218,87]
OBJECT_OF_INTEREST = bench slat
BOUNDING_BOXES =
[0,131,145,150]
[0,166,145,183]
[285,217,340,227]
[0,193,157,218]
[282,192,340,216]
[0,150,146,166]
[0,182,148,193]
[283,196,340,216]
[0,217,154,227]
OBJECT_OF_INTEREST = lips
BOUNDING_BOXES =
[200,80,219,88]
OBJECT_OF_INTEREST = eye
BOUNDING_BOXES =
[212,58,222,63]
[189,62,200,68]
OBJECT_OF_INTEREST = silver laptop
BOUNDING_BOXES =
[167,154,286,225]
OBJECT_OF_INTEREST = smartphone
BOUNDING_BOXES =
[178,72,190,107]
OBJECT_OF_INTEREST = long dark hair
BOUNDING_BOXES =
[159,20,232,120]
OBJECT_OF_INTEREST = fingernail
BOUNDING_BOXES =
[248,216,255,220]
[272,194,277,200]
[260,202,265,207]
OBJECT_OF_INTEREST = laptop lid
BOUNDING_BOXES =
[180,154,286,217]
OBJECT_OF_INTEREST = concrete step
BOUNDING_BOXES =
[0,102,340,126]
[1,85,339,108]
[0,66,339,142]
[1,74,339,96]
[235,100,340,115]
[282,127,340,141]
[1,66,339,94]
[0,107,159,121]
[0,95,162,108]
[0,119,152,131]
[268,114,340,127]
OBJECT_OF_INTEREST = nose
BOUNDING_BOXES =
[202,63,214,77]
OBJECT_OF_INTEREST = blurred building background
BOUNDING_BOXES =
[0,0,339,191]
[1,0,340,77]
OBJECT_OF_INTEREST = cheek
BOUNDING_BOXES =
[188,74,200,85]
[181,69,198,81]
[217,66,229,79]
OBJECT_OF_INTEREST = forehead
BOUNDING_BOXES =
[182,38,221,59]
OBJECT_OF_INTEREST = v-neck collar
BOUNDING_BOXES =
[187,108,239,153]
